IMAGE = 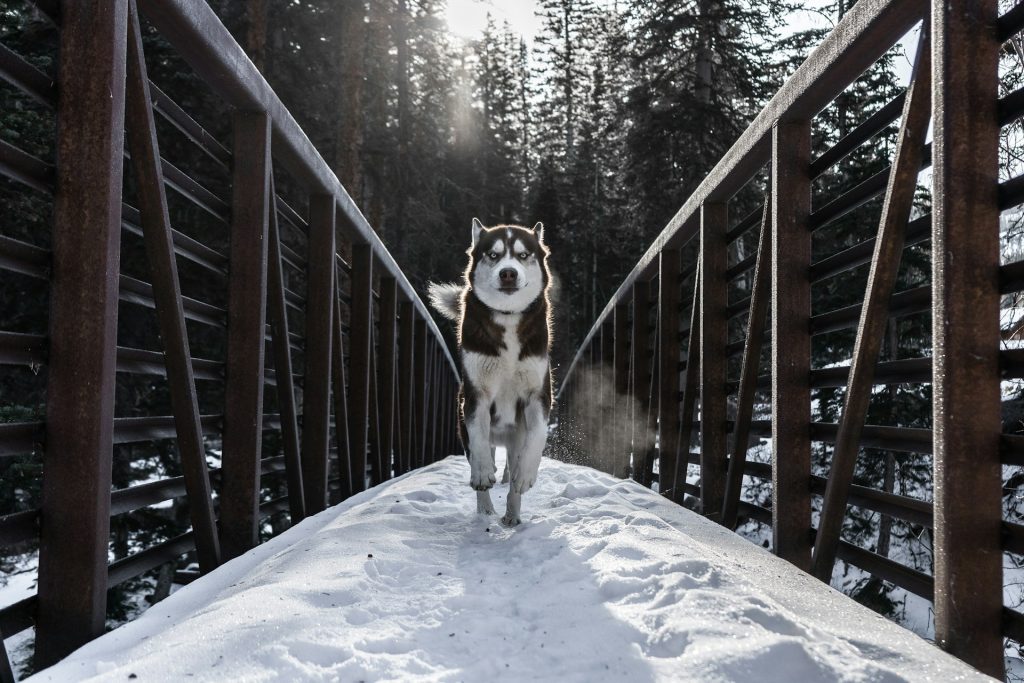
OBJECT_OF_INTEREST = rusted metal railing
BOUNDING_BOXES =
[555,0,1016,677]
[0,1,459,677]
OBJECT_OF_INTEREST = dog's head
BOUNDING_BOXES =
[467,218,549,313]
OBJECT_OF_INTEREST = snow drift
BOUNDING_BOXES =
[30,456,988,682]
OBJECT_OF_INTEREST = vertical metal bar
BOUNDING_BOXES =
[812,38,931,582]
[221,110,271,560]
[35,0,127,667]
[331,267,352,501]
[700,202,728,519]
[433,343,441,463]
[1,643,13,683]
[413,317,428,469]
[266,180,304,522]
[445,368,456,455]
[658,249,682,501]
[631,281,653,486]
[420,338,432,465]
[437,366,448,459]
[426,342,438,462]
[433,357,444,463]
[613,303,630,478]
[301,194,335,514]
[932,0,1003,674]
[771,120,812,571]
[367,317,383,483]
[722,199,772,528]
[600,318,615,472]
[348,244,373,492]
[675,269,701,506]
[441,368,452,457]
[378,277,398,481]
[123,5,220,571]
[397,300,416,473]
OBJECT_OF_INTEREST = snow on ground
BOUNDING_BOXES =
[30,456,989,682]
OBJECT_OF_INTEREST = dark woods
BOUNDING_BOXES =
[210,0,800,373]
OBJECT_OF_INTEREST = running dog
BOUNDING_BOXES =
[428,218,553,526]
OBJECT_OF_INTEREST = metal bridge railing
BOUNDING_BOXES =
[0,0,459,675]
[554,0,1017,677]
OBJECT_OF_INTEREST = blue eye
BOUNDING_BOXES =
[518,252,529,260]
[487,252,499,260]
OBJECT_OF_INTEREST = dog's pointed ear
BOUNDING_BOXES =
[532,222,544,242]
[472,218,484,246]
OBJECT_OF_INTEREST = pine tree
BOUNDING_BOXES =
[618,0,787,242]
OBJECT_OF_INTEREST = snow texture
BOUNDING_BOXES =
[31,456,990,682]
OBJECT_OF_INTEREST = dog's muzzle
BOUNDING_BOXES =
[498,268,518,292]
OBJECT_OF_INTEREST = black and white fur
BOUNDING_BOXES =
[428,218,553,526]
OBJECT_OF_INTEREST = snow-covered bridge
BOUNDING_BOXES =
[28,456,986,682]
[0,0,1020,680]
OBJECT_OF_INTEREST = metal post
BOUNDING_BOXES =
[35,0,128,667]
[631,281,653,487]
[222,110,271,559]
[771,120,812,571]
[301,194,335,514]
[348,244,373,493]
[330,268,352,502]
[378,277,398,481]
[613,303,630,478]
[397,300,415,473]
[700,202,728,519]
[658,249,682,500]
[413,317,428,469]
[932,0,1003,674]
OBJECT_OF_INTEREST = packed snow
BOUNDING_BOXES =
[30,455,989,682]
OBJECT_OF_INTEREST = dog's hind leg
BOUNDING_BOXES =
[501,430,524,526]
[510,400,547,495]
[502,490,522,527]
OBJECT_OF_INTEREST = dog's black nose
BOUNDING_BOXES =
[499,269,517,287]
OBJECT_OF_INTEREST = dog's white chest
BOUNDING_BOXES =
[462,315,547,420]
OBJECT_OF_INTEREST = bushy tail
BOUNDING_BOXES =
[427,282,462,321]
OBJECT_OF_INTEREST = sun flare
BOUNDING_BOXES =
[444,0,540,41]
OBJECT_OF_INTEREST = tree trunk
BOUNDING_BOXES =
[563,3,574,156]
[695,0,714,105]
[336,0,365,205]
[246,0,268,72]
[393,0,410,242]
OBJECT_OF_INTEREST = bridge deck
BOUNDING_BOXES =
[30,458,987,682]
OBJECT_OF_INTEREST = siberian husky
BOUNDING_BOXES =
[428,218,553,526]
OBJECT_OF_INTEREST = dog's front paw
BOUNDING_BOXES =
[470,469,496,491]
[511,474,536,494]
[501,511,521,527]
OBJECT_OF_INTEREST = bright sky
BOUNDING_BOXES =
[445,0,541,41]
